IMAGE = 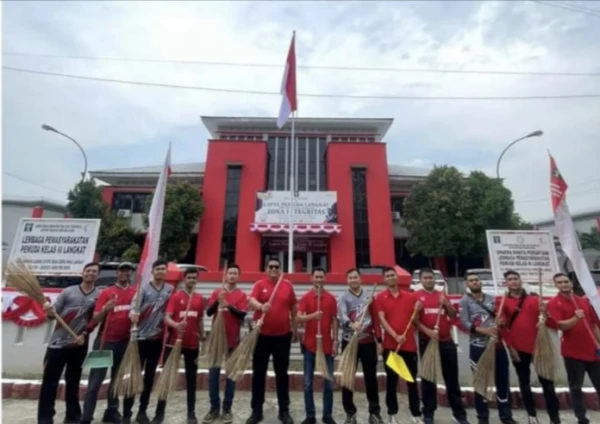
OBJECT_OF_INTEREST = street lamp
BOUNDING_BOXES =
[495,130,543,180]
[41,124,88,184]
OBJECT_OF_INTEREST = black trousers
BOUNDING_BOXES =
[382,349,418,417]
[37,345,87,424]
[123,339,163,418]
[419,339,466,420]
[511,350,560,421]
[342,341,380,416]
[251,333,292,415]
[81,339,128,421]
[156,346,199,414]
[564,356,600,424]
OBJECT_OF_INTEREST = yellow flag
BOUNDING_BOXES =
[386,352,414,383]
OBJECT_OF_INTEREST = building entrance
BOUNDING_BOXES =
[261,236,329,273]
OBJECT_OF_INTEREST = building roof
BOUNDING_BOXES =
[532,206,600,226]
[91,162,205,176]
[201,116,394,141]
[2,196,67,212]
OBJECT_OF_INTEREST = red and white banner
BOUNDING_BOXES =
[550,154,600,317]
[276,32,297,129]
[136,144,171,287]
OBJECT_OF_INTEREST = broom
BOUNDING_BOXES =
[419,301,444,384]
[5,259,79,339]
[205,264,229,368]
[154,289,194,400]
[315,286,333,381]
[533,269,556,381]
[386,307,419,382]
[472,294,507,400]
[336,282,379,391]
[225,274,285,382]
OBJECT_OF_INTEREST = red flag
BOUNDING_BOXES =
[550,154,568,212]
[277,32,297,129]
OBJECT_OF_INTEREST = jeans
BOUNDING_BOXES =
[419,339,466,420]
[341,341,380,416]
[251,333,292,415]
[123,339,162,418]
[81,339,128,421]
[37,345,87,424]
[209,348,236,412]
[564,356,600,424]
[470,344,512,422]
[512,350,560,422]
[155,346,199,415]
[383,349,419,417]
[303,350,335,419]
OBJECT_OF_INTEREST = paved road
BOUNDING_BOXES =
[3,390,597,423]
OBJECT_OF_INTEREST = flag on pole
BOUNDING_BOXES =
[550,153,600,316]
[136,143,172,287]
[276,32,297,129]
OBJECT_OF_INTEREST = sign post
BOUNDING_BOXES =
[486,230,560,295]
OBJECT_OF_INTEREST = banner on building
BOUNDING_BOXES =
[7,218,101,275]
[486,230,560,291]
[255,191,338,224]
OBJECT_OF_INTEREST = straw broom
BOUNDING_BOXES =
[533,269,556,381]
[315,286,333,381]
[154,289,194,400]
[337,282,379,391]
[473,294,507,400]
[419,301,444,384]
[225,274,285,382]
[5,259,79,339]
[205,265,229,368]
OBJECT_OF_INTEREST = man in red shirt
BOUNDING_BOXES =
[501,270,560,424]
[413,267,469,424]
[203,264,248,424]
[81,262,136,424]
[156,267,205,424]
[296,267,338,424]
[246,257,297,424]
[376,266,419,424]
[547,272,600,424]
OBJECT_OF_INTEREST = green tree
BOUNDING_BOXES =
[96,213,137,260]
[144,181,204,261]
[579,227,600,250]
[66,180,106,218]
[121,243,142,263]
[403,166,474,276]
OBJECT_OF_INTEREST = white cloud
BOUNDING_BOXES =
[2,0,599,222]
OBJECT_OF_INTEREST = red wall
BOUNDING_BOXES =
[195,140,268,272]
[326,142,395,273]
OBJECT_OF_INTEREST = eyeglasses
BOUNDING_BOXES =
[268,265,280,270]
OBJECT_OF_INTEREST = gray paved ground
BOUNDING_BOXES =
[3,391,598,424]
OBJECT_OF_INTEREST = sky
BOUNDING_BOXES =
[2,0,600,224]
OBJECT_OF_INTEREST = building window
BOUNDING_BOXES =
[267,136,276,190]
[112,192,151,213]
[297,137,307,191]
[318,137,327,190]
[220,166,242,268]
[352,169,370,268]
[391,196,406,217]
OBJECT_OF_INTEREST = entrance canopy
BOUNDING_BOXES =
[250,223,342,234]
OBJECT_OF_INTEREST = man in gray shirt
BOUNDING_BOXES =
[459,272,515,424]
[37,261,100,424]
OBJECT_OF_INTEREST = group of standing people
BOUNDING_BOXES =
[35,258,600,424]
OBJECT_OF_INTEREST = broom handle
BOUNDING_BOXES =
[54,315,80,339]
[317,287,322,337]
[257,274,285,325]
[569,294,600,349]
[356,282,379,330]
[395,307,418,352]
[178,289,195,339]
[218,261,228,310]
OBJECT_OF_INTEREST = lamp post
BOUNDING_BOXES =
[495,130,543,179]
[41,124,88,184]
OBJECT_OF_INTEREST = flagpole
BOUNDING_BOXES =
[288,113,296,273]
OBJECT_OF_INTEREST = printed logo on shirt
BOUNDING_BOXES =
[178,311,198,319]
[114,305,131,313]
[424,308,445,315]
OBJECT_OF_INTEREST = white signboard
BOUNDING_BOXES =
[8,218,101,275]
[255,191,338,225]
[486,230,560,292]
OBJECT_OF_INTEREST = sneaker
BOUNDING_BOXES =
[451,417,471,424]
[301,419,317,424]
[388,415,400,424]
[246,413,264,424]
[322,418,338,424]
[368,414,385,424]
[528,418,539,424]
[278,412,294,424]
[344,415,357,424]
[222,409,233,424]
[135,412,151,424]
[414,417,426,424]
[187,412,198,424]
[103,410,124,423]
[150,413,165,424]
[202,410,220,424]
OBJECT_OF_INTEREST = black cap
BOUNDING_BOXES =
[117,262,135,270]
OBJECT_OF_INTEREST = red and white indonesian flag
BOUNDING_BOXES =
[550,154,600,316]
[136,144,172,287]
[276,32,297,129]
